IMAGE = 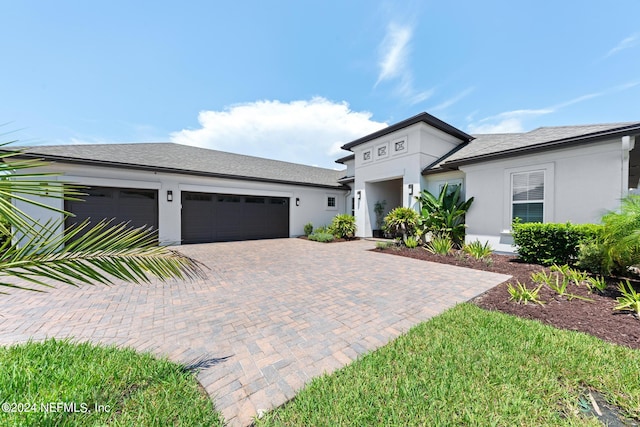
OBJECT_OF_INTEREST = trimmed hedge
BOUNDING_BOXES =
[511,222,603,266]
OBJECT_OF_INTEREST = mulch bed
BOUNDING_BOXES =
[376,246,640,350]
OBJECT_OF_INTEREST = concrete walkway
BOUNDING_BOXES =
[0,238,510,426]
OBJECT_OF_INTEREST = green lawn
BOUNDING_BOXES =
[0,339,223,426]
[257,304,640,426]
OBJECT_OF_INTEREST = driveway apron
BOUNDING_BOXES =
[0,238,510,426]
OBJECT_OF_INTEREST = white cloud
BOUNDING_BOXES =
[605,33,640,58]
[170,97,387,169]
[467,109,552,134]
[468,81,639,134]
[374,23,432,105]
[376,23,412,86]
[429,87,475,112]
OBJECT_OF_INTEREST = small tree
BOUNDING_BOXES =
[373,200,386,230]
[383,207,420,241]
[329,214,356,240]
[417,183,473,248]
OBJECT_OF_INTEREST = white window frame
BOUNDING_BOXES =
[326,194,338,211]
[511,170,545,223]
[503,163,554,230]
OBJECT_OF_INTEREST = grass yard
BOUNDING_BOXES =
[257,304,640,426]
[0,339,223,426]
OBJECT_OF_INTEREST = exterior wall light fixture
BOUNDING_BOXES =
[167,190,173,202]
[408,184,414,195]
[296,197,300,206]
[357,190,361,200]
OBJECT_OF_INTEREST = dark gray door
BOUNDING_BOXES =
[181,192,289,244]
[64,186,159,233]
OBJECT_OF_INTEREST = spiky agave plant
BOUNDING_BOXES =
[0,142,205,293]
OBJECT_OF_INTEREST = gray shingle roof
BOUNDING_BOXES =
[18,143,346,188]
[426,122,640,172]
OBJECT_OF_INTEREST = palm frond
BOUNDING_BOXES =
[0,219,207,291]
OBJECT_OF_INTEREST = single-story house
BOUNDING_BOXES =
[15,112,640,251]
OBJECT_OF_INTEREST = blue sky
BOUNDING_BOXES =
[2,1,639,169]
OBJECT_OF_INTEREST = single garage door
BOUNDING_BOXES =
[64,186,159,234]
[181,192,289,244]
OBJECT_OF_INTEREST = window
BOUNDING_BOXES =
[327,196,336,208]
[511,171,544,223]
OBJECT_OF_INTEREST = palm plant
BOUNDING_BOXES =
[0,143,204,293]
[417,183,474,247]
[600,195,640,274]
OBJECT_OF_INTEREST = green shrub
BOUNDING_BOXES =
[308,232,334,243]
[403,236,419,248]
[511,221,603,266]
[426,234,453,255]
[507,282,544,305]
[383,207,420,240]
[463,240,493,260]
[614,280,640,316]
[375,241,394,250]
[314,225,328,234]
[329,214,356,239]
[417,183,474,248]
[576,241,607,274]
[600,195,640,274]
[303,222,313,236]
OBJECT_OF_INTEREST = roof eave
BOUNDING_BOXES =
[10,152,346,190]
[442,123,640,169]
[341,112,473,151]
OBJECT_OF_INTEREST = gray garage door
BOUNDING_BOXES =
[181,192,289,244]
[64,186,159,234]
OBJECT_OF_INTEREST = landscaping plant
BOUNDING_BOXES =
[303,222,313,236]
[329,214,356,239]
[426,234,453,255]
[586,276,608,294]
[403,235,419,248]
[416,183,474,247]
[308,232,334,243]
[383,206,420,241]
[600,195,640,274]
[373,200,386,230]
[0,144,204,292]
[615,280,640,316]
[511,221,603,266]
[507,281,544,305]
[463,239,493,260]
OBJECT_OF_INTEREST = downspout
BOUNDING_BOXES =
[344,189,351,215]
[622,136,634,198]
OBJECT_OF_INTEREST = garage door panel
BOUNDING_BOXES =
[181,191,289,244]
[64,186,158,237]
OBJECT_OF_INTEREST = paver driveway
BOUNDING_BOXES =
[0,238,510,426]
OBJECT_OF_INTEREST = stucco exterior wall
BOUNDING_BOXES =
[351,123,465,237]
[460,138,628,252]
[15,162,347,245]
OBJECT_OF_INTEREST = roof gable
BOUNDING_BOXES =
[341,112,473,151]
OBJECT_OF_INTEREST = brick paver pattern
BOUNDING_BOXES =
[0,238,510,426]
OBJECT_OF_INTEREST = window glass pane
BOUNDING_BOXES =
[245,197,265,204]
[217,195,241,203]
[186,193,211,201]
[120,190,156,199]
[513,202,543,223]
[327,197,336,207]
[512,171,544,201]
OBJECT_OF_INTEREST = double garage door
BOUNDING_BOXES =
[64,186,289,244]
[181,191,289,244]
